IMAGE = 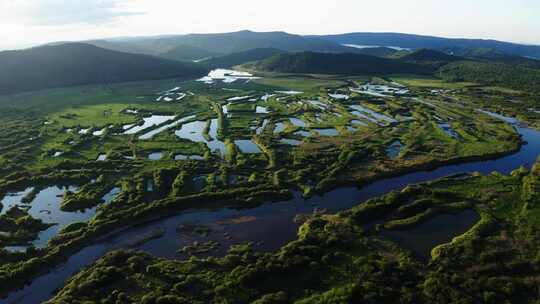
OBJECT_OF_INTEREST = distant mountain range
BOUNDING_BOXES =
[78,31,540,60]
[0,43,207,95]
[311,32,540,59]
[82,31,359,60]
[1,30,539,95]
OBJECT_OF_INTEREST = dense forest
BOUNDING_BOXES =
[254,52,430,75]
[438,61,540,91]
[202,48,285,68]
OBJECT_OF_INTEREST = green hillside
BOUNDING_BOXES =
[254,51,430,75]
[84,31,359,57]
[0,43,208,95]
[438,61,540,91]
[202,48,285,68]
[158,44,222,62]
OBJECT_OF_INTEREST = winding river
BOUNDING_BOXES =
[6,111,540,303]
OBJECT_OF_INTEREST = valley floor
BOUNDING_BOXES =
[0,70,539,303]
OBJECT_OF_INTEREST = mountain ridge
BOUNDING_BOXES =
[0,43,208,95]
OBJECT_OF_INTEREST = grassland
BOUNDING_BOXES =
[390,75,477,89]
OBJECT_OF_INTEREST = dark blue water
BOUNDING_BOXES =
[381,210,481,260]
[5,116,540,304]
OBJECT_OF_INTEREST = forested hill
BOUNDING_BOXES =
[398,49,464,70]
[253,52,430,75]
[201,48,285,68]
[438,61,540,92]
[84,30,360,58]
[0,43,208,95]
[158,44,222,62]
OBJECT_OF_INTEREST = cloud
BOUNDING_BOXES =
[0,0,142,26]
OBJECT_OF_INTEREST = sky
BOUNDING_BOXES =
[0,0,539,50]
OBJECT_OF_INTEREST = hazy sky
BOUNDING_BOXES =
[1,0,539,50]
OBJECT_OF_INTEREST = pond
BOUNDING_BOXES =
[261,94,275,101]
[175,154,204,161]
[256,106,270,114]
[96,154,107,161]
[92,127,107,136]
[102,187,121,204]
[9,110,540,303]
[351,119,368,127]
[350,104,397,124]
[139,115,196,140]
[198,69,260,84]
[0,187,34,216]
[386,140,404,159]
[234,140,262,154]
[281,138,303,146]
[314,128,339,137]
[306,100,328,109]
[274,122,286,133]
[328,93,350,100]
[350,111,379,125]
[381,210,480,260]
[255,119,269,135]
[192,175,208,192]
[0,183,121,253]
[227,96,251,102]
[148,152,163,161]
[438,123,460,140]
[122,124,135,130]
[228,175,246,185]
[176,120,207,143]
[294,130,311,137]
[289,118,307,128]
[275,90,303,95]
[146,180,154,192]
[124,115,176,135]
[350,83,409,98]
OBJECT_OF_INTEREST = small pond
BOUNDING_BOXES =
[198,69,260,84]
[294,130,311,137]
[256,106,270,114]
[289,118,307,128]
[438,123,460,140]
[281,138,303,146]
[386,140,404,159]
[148,152,163,161]
[96,154,107,161]
[139,115,196,140]
[351,119,368,126]
[350,104,396,124]
[314,128,339,137]
[328,93,350,100]
[274,122,286,133]
[234,140,262,154]
[381,210,480,260]
[124,115,176,135]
